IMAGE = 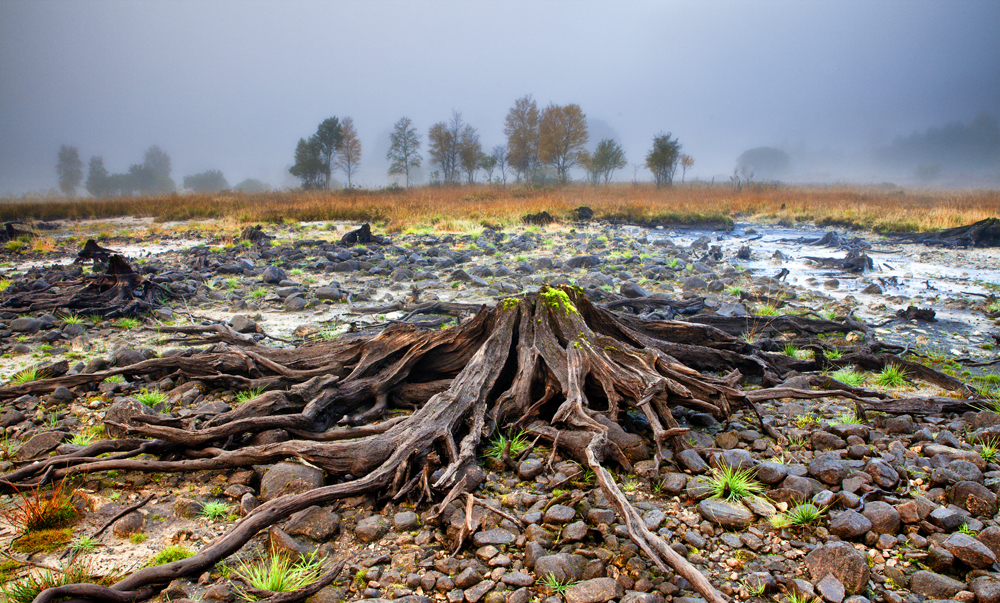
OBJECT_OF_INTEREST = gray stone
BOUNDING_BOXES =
[561,521,588,542]
[864,459,899,489]
[393,511,420,532]
[259,462,324,502]
[861,501,900,534]
[804,542,870,595]
[970,575,1000,603]
[943,532,996,569]
[473,528,515,547]
[103,398,158,438]
[112,512,144,537]
[355,515,390,543]
[756,462,788,484]
[909,571,966,599]
[10,317,42,333]
[951,481,998,516]
[534,553,586,583]
[543,504,576,524]
[518,458,545,480]
[978,525,1000,558]
[929,506,967,531]
[620,282,650,299]
[696,499,753,530]
[811,431,847,451]
[261,266,286,284]
[563,578,623,603]
[676,449,709,473]
[809,453,848,486]
[828,510,872,539]
[16,430,69,459]
[454,568,483,589]
[285,506,340,540]
[816,574,846,603]
[564,255,601,269]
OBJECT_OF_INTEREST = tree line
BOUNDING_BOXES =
[56,145,269,197]
[291,94,693,190]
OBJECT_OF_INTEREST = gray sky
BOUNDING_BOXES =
[1,0,998,195]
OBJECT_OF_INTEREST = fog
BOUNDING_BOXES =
[1,0,998,195]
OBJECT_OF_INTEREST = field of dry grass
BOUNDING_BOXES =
[1,183,997,233]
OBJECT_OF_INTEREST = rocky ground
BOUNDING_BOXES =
[0,216,999,603]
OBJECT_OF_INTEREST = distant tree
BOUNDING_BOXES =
[314,117,344,189]
[504,95,540,183]
[645,133,682,187]
[56,145,84,196]
[387,117,422,187]
[428,111,464,184]
[132,145,174,194]
[579,151,598,184]
[680,154,695,182]
[736,147,790,181]
[590,139,627,184]
[457,124,482,184]
[491,145,509,186]
[233,178,270,193]
[85,156,109,197]
[335,117,362,188]
[183,170,229,192]
[539,103,589,184]
[480,153,497,184]
[289,136,325,189]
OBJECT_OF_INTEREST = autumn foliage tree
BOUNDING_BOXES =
[504,95,540,183]
[457,124,482,184]
[428,111,466,184]
[680,154,695,182]
[539,103,589,184]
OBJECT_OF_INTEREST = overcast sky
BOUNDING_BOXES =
[1,0,998,195]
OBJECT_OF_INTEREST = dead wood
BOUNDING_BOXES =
[1,253,169,318]
[338,222,385,246]
[891,217,1000,248]
[14,284,981,603]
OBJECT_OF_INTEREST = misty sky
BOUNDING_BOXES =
[1,0,998,195]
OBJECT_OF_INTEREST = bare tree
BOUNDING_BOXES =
[387,117,421,187]
[335,117,362,188]
[457,124,482,184]
[491,145,509,186]
[680,154,694,183]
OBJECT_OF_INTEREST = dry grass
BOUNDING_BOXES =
[1,184,996,233]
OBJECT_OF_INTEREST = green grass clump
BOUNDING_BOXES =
[706,461,763,503]
[114,317,141,329]
[538,572,579,595]
[61,312,84,325]
[136,388,167,407]
[755,304,780,317]
[235,386,266,404]
[9,367,39,385]
[201,501,230,521]
[103,374,125,383]
[483,429,531,460]
[874,364,907,388]
[234,552,325,596]
[831,367,866,387]
[71,535,99,554]
[825,349,843,360]
[978,437,1000,464]
[0,278,11,291]
[831,410,863,425]
[250,288,268,299]
[147,546,194,567]
[781,343,799,358]
[130,532,148,544]
[0,562,100,603]
[770,503,826,528]
[70,433,93,446]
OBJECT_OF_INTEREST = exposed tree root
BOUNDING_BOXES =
[5,285,977,603]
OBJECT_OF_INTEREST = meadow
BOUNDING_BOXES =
[1,183,997,234]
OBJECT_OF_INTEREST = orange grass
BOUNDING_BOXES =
[1,184,996,233]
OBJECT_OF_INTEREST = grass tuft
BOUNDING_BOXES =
[706,461,763,503]
[234,552,325,597]
[236,386,266,404]
[874,364,907,388]
[201,501,231,521]
[147,545,194,567]
[770,503,826,528]
[483,429,531,460]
